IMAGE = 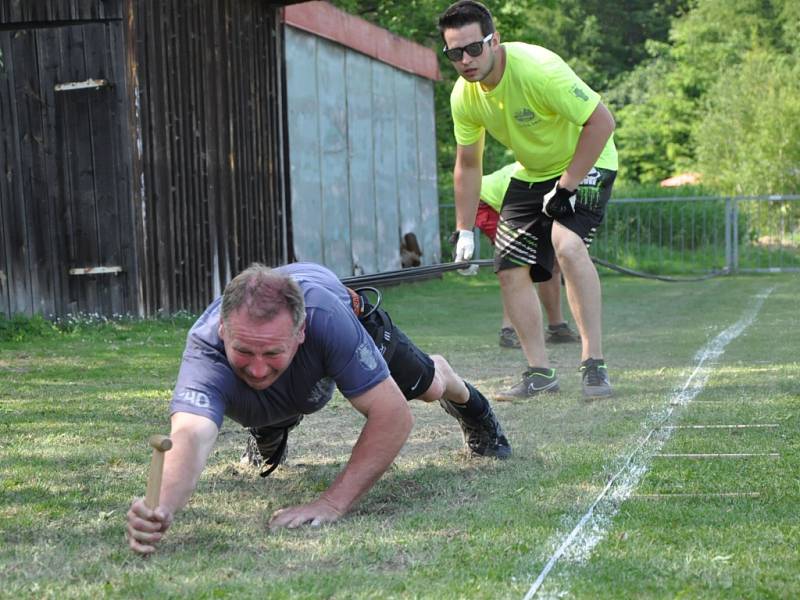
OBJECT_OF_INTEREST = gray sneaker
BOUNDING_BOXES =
[495,368,560,401]
[580,358,612,398]
[546,322,581,344]
[499,327,521,349]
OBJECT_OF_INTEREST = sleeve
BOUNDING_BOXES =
[537,56,600,127]
[451,82,485,147]
[311,300,390,399]
[170,347,228,429]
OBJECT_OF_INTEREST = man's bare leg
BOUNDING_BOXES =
[497,266,548,367]
[494,266,560,400]
[536,270,564,327]
[551,222,602,361]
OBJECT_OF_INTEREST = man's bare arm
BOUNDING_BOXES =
[454,137,485,232]
[268,377,414,530]
[560,102,615,190]
[126,412,218,554]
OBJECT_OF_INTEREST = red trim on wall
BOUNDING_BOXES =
[282,1,441,81]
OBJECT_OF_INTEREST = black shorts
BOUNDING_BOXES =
[495,167,616,282]
[359,307,435,400]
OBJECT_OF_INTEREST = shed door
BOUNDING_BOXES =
[0,20,133,317]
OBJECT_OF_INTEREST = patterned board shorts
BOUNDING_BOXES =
[494,167,616,282]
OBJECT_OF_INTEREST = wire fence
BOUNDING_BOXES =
[439,195,800,275]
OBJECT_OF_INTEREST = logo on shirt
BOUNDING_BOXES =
[571,84,589,101]
[180,388,210,408]
[513,108,538,125]
[307,377,336,406]
[356,341,378,371]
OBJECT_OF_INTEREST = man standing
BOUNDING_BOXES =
[438,0,618,399]
[126,262,509,555]
[476,162,581,349]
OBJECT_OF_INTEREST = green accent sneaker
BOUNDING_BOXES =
[580,358,612,398]
[546,322,581,344]
[499,327,521,349]
[494,368,560,401]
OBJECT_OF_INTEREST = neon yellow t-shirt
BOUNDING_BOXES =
[480,162,522,211]
[451,42,618,182]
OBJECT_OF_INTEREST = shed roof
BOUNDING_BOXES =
[282,1,441,81]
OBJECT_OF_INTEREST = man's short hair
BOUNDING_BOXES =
[221,264,305,331]
[438,0,495,40]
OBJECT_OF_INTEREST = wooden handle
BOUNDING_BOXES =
[144,435,172,509]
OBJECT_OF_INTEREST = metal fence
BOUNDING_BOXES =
[439,195,800,274]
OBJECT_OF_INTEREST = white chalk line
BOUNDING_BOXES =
[660,423,779,429]
[521,287,774,600]
[657,452,780,458]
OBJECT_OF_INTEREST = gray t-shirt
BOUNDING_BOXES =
[170,263,390,429]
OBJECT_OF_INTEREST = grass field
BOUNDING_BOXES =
[1,271,798,599]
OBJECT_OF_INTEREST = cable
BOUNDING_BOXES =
[342,257,726,287]
[591,257,730,282]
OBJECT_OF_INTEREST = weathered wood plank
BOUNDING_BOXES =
[285,28,323,264]
[0,30,30,315]
[35,26,68,316]
[415,78,440,265]
[11,29,46,315]
[394,71,420,260]
[371,60,400,272]
[345,50,376,276]
[317,40,350,277]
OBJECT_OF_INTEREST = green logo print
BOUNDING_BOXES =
[514,108,538,125]
[570,84,589,101]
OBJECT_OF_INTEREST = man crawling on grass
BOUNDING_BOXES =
[126,262,510,554]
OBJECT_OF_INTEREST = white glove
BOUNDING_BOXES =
[454,229,474,262]
[454,229,477,276]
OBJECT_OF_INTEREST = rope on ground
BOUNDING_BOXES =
[591,257,730,282]
[341,258,727,287]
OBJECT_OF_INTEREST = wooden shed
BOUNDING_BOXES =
[1,0,289,317]
[283,2,442,277]
[0,0,441,318]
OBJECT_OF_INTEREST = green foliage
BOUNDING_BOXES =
[0,314,58,342]
[611,0,800,192]
[0,312,198,342]
[693,51,800,195]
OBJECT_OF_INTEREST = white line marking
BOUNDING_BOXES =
[657,453,779,458]
[660,424,779,429]
[632,492,761,499]
[521,287,773,600]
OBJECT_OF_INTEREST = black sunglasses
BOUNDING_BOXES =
[443,32,494,62]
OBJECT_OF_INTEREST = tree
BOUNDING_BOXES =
[610,0,799,189]
[693,52,800,195]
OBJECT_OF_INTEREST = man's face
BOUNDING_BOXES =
[442,22,497,83]
[219,307,305,391]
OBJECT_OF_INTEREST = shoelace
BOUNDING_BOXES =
[583,364,605,386]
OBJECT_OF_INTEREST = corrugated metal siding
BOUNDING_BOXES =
[285,26,440,278]
[133,0,289,314]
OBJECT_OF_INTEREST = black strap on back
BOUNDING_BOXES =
[355,288,399,362]
[259,427,289,478]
